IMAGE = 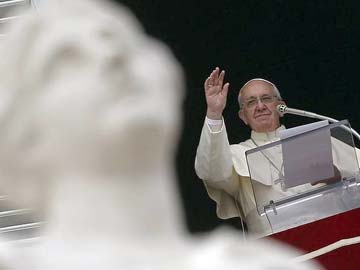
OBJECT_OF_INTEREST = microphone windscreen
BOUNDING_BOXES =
[277,104,287,116]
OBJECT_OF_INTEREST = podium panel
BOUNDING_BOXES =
[246,120,360,234]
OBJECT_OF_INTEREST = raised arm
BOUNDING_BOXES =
[195,67,233,182]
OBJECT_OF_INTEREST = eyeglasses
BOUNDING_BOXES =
[242,95,279,109]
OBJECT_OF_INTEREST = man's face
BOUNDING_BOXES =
[239,80,284,133]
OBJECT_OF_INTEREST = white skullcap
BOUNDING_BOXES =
[240,78,279,92]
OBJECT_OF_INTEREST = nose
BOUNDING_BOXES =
[255,99,266,110]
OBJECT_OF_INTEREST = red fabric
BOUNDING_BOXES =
[267,208,360,270]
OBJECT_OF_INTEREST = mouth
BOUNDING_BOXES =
[254,113,271,119]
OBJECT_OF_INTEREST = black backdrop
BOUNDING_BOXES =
[116,0,360,233]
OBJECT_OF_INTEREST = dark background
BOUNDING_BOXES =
[117,0,360,233]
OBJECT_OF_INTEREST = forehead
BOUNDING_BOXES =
[241,80,275,99]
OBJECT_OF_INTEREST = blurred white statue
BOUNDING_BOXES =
[0,0,321,269]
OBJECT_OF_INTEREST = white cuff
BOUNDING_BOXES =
[206,117,223,126]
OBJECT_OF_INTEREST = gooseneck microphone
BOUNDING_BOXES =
[277,104,337,121]
[277,104,360,142]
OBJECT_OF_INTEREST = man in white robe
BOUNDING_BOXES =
[194,67,353,237]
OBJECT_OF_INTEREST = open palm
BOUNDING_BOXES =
[204,67,229,120]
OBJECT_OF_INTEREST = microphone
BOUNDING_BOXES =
[277,104,328,119]
[277,104,360,142]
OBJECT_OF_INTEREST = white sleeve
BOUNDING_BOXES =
[194,118,246,219]
[195,118,234,183]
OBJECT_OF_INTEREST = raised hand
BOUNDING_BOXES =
[204,67,230,120]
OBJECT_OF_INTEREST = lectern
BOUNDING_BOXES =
[246,120,360,235]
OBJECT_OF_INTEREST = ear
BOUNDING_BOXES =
[239,110,248,125]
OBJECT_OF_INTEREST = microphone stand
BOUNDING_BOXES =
[279,106,360,143]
